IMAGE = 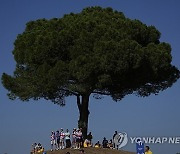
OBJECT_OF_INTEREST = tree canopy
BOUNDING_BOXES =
[2,6,179,103]
[2,6,179,137]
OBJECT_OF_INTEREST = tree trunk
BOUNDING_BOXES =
[77,94,90,139]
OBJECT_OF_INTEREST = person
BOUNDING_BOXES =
[56,130,60,150]
[145,146,153,154]
[36,143,44,153]
[102,137,108,148]
[94,141,101,148]
[113,131,118,149]
[31,143,36,154]
[76,128,83,149]
[65,129,71,148]
[72,128,77,149]
[60,128,65,149]
[87,132,93,145]
[83,139,90,148]
[80,149,85,153]
[50,131,56,151]
[108,139,113,149]
[79,128,83,147]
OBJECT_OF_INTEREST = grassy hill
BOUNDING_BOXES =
[46,147,135,154]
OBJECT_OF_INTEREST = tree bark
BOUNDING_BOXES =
[77,94,90,139]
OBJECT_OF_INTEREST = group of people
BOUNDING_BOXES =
[31,143,44,154]
[30,129,152,153]
[50,128,93,151]
[94,138,113,149]
[50,129,127,151]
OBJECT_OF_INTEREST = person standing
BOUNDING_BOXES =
[60,128,65,149]
[113,131,118,149]
[50,131,56,151]
[65,129,71,148]
[76,129,82,149]
[72,128,77,149]
[56,130,60,150]
[145,146,153,154]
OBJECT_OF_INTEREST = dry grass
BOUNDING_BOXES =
[46,147,135,154]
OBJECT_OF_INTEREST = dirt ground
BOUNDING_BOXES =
[46,147,135,154]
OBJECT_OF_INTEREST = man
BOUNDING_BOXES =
[65,129,71,148]
[145,146,153,154]
[72,128,77,149]
[56,130,60,150]
[113,131,118,149]
[102,137,108,148]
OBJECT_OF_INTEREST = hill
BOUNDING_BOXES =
[46,147,135,154]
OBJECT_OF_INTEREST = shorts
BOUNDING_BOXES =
[60,138,64,142]
[51,140,56,145]
[76,138,81,143]
[72,137,76,143]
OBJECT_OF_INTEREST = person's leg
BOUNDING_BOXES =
[72,137,75,148]
[67,139,71,148]
[65,139,68,148]
[51,143,53,151]
[62,140,65,149]
[60,140,62,149]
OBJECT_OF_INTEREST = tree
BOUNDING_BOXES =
[2,6,180,138]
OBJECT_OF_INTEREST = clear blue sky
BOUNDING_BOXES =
[0,0,180,154]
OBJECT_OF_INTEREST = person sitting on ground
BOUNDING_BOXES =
[37,143,44,153]
[37,144,44,153]
[108,139,113,149]
[145,146,153,154]
[31,143,36,154]
[87,132,93,145]
[102,137,108,148]
[94,141,101,148]
[83,139,90,148]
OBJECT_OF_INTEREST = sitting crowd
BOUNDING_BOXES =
[31,143,44,154]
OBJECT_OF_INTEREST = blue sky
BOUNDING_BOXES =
[0,0,180,154]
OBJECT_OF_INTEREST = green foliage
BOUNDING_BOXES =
[2,6,180,105]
